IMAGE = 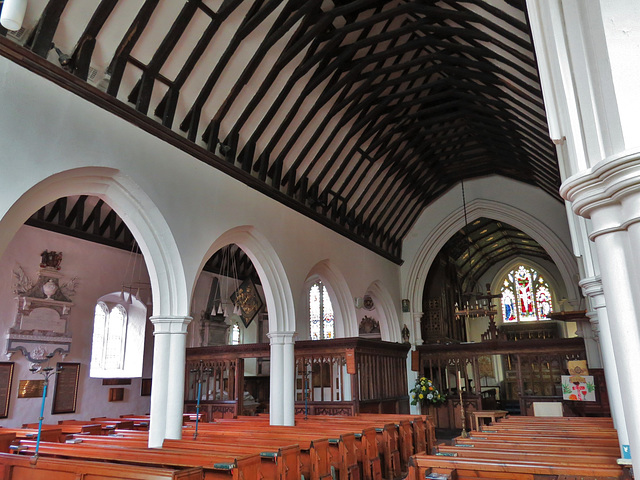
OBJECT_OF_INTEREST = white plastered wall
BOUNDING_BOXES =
[0,56,404,429]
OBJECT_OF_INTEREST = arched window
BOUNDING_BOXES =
[104,304,127,369]
[91,302,108,367]
[90,292,147,378]
[231,323,241,345]
[501,265,554,322]
[309,280,334,340]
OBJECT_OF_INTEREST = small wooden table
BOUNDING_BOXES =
[470,410,508,431]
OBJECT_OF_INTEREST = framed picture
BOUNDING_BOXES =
[52,362,80,414]
[141,378,152,396]
[0,362,13,417]
[231,278,263,328]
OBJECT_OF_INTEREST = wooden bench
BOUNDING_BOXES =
[0,432,15,453]
[23,422,103,439]
[12,439,263,480]
[60,434,301,480]
[407,453,625,480]
[0,451,203,480]
[0,428,61,443]
[191,421,362,480]
[418,415,626,480]
[452,437,622,456]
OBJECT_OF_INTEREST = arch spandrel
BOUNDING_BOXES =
[0,167,189,317]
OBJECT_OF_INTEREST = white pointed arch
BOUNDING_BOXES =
[0,167,188,317]
[303,260,358,338]
[198,226,295,334]
[365,280,401,342]
[405,198,580,318]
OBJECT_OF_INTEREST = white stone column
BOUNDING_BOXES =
[282,334,295,426]
[268,331,295,425]
[580,277,630,459]
[148,315,192,447]
[148,320,170,448]
[563,153,640,469]
[166,316,191,439]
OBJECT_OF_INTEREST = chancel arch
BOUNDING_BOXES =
[405,196,581,330]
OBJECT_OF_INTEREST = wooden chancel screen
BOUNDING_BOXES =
[185,338,410,419]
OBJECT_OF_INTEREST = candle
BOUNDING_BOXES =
[457,370,462,390]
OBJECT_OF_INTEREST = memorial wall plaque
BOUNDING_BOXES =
[52,362,80,414]
[0,363,13,417]
[18,379,44,398]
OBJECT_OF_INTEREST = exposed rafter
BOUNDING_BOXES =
[2,0,561,264]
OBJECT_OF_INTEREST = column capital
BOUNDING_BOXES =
[561,149,640,231]
[579,275,605,308]
[150,315,192,334]
[267,331,296,345]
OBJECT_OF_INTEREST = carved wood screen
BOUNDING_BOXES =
[415,337,593,426]
[186,338,410,418]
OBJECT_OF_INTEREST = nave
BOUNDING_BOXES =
[0,413,631,480]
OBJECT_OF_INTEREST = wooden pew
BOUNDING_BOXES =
[12,439,264,480]
[190,422,360,480]
[0,451,203,480]
[0,432,15,453]
[452,437,621,456]
[177,426,333,480]
[435,444,619,465]
[414,415,625,480]
[407,453,625,480]
[465,430,620,447]
[223,414,405,478]
[0,427,61,443]
[61,434,301,480]
[23,422,103,439]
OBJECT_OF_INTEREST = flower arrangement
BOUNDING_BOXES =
[410,377,447,406]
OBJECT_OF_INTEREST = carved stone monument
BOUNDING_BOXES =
[7,251,77,362]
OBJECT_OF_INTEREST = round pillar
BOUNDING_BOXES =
[148,315,192,446]
[580,277,630,459]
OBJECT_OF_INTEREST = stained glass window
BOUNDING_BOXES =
[501,265,553,322]
[309,281,334,340]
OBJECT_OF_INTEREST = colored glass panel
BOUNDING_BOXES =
[500,265,553,323]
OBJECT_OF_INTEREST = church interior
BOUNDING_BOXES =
[0,0,638,478]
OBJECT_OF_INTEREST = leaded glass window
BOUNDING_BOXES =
[104,304,126,369]
[231,323,240,345]
[309,281,334,340]
[91,302,108,367]
[500,265,553,322]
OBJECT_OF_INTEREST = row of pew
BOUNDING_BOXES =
[0,413,434,480]
[407,416,629,480]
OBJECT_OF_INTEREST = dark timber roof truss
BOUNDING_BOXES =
[2,0,561,263]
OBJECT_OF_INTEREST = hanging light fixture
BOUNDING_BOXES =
[1,0,28,31]
[214,244,241,325]
[453,181,501,339]
[119,238,151,306]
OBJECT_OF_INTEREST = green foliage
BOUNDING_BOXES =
[410,377,447,406]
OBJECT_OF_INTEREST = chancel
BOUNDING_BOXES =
[0,0,638,478]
